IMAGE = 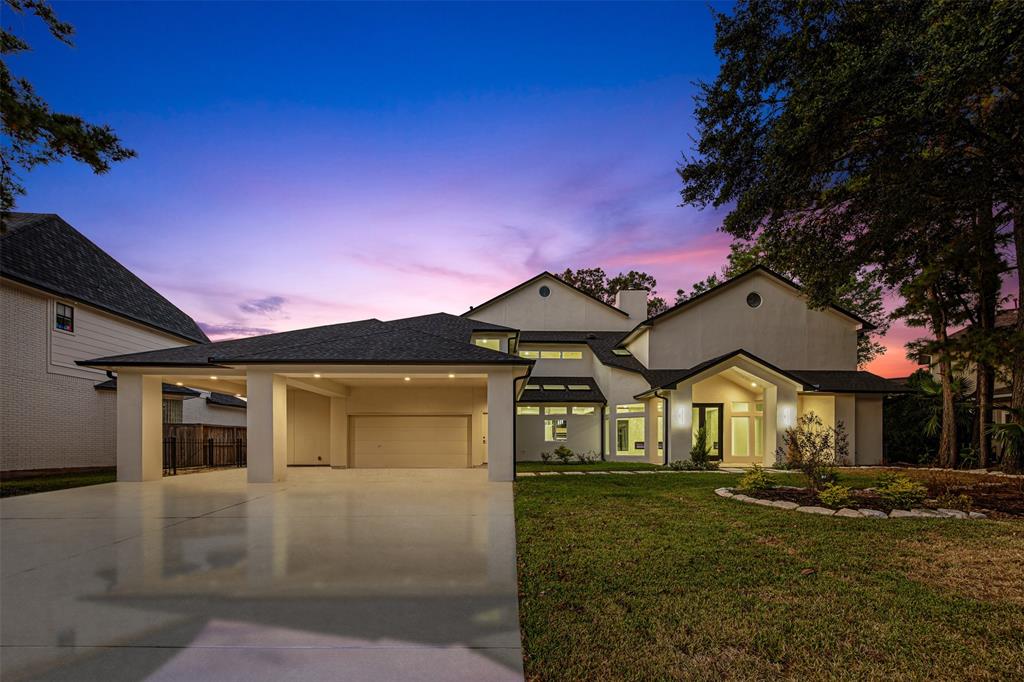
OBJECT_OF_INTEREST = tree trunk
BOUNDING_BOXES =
[974,198,999,468]
[928,285,957,468]
[1011,202,1024,471]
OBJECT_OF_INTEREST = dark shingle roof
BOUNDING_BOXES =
[94,378,200,397]
[388,312,514,343]
[517,330,649,375]
[643,350,811,391]
[786,370,909,394]
[206,392,247,408]
[519,376,605,403]
[1,213,209,343]
[949,308,1019,339]
[78,317,533,368]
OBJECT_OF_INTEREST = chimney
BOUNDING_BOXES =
[614,289,648,320]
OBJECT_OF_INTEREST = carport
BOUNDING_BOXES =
[78,316,532,483]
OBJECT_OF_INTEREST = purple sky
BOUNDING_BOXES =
[8,1,954,377]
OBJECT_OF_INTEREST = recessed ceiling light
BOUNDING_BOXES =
[403,376,411,382]
[750,382,757,387]
[175,381,183,386]
[448,373,455,378]
[234,393,242,398]
[210,376,218,380]
[313,373,321,378]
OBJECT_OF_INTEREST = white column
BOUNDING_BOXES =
[644,397,660,464]
[486,370,516,482]
[247,370,288,483]
[835,394,857,464]
[329,395,349,468]
[763,384,778,466]
[116,373,163,481]
[666,384,693,464]
[775,383,799,462]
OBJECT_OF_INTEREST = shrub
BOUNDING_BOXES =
[777,413,850,491]
[737,465,775,493]
[668,457,720,471]
[552,445,574,464]
[540,451,552,463]
[936,492,973,512]
[876,474,928,509]
[574,450,599,464]
[818,483,852,508]
[690,426,711,467]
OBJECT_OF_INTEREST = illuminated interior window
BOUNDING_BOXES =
[616,403,645,414]
[611,348,631,356]
[542,384,566,390]
[615,417,645,455]
[519,350,539,359]
[474,338,501,350]
[540,350,561,359]
[545,419,568,441]
[545,406,568,415]
[572,406,595,415]
[517,406,540,415]
[732,402,750,412]
[567,385,590,391]
[55,302,74,332]
[561,351,583,360]
[523,384,540,390]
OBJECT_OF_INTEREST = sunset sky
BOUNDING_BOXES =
[9,1,942,377]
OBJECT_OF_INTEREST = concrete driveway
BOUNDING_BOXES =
[1,468,522,681]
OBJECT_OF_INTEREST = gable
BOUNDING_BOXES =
[464,273,633,332]
[646,270,860,371]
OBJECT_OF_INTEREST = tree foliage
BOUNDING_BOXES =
[1,0,135,215]
[560,267,668,316]
[679,0,1023,467]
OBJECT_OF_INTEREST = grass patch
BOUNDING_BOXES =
[517,461,663,473]
[0,469,116,498]
[515,471,1024,680]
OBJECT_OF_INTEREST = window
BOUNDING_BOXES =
[544,419,567,441]
[162,399,182,424]
[55,302,74,332]
[523,384,540,390]
[542,384,566,390]
[572,406,595,415]
[519,350,539,359]
[746,291,762,308]
[611,348,632,356]
[545,406,567,415]
[474,338,501,350]
[732,402,750,412]
[731,417,750,456]
[616,417,645,455]
[540,350,561,359]
[539,285,551,297]
[567,384,590,391]
[537,350,584,360]
[755,402,764,412]
[517,406,540,415]
[616,403,644,414]
[561,351,583,360]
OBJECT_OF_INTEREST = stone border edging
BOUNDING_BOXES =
[714,487,988,519]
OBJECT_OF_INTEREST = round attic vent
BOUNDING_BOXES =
[539,285,551,297]
[746,291,762,308]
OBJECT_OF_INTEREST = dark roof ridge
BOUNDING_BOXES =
[206,318,392,361]
[462,271,630,318]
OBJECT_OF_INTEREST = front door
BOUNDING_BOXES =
[692,404,723,460]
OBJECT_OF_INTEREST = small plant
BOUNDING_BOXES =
[876,474,928,509]
[690,425,711,467]
[737,465,775,493]
[668,457,720,471]
[540,451,552,463]
[552,445,574,464]
[818,483,852,508]
[574,450,599,464]
[777,413,850,491]
[936,492,973,512]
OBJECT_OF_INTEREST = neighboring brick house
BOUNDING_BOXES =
[0,212,210,473]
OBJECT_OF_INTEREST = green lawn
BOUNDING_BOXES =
[0,469,117,498]
[517,460,663,473]
[514,470,1024,681]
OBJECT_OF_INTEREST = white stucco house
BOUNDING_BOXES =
[0,213,214,473]
[78,266,902,483]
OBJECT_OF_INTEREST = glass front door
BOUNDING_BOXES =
[692,404,723,460]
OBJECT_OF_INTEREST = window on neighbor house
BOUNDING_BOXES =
[519,350,540,359]
[162,399,182,424]
[517,406,540,415]
[545,406,567,415]
[572,406,595,415]
[474,338,501,350]
[545,419,568,441]
[55,302,74,332]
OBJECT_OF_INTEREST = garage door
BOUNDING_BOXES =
[352,415,470,468]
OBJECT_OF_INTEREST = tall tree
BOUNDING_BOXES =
[678,0,1022,467]
[1,0,135,218]
[560,267,668,316]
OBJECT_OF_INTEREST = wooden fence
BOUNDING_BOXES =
[163,423,246,475]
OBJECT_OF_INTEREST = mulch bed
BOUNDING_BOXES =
[749,477,1024,519]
